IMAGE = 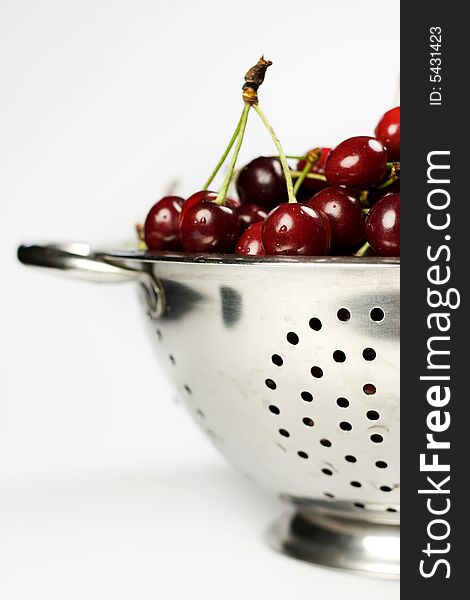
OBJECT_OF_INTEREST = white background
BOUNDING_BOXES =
[0,1,399,598]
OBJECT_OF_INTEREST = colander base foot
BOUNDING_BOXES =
[267,508,399,579]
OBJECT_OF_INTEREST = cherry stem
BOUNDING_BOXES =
[376,174,398,190]
[377,162,400,189]
[359,190,370,208]
[135,224,148,251]
[291,171,327,182]
[354,241,371,257]
[293,148,321,195]
[202,110,246,190]
[214,103,251,206]
[253,104,296,203]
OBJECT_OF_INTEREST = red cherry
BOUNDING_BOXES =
[226,197,241,209]
[307,187,364,250]
[365,193,400,256]
[375,107,400,161]
[325,136,388,188]
[143,196,184,251]
[236,157,286,207]
[262,202,331,256]
[238,203,268,231]
[296,147,331,198]
[180,202,240,253]
[235,221,266,256]
[179,190,216,227]
[179,190,238,227]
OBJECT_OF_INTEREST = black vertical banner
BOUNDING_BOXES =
[401,2,467,595]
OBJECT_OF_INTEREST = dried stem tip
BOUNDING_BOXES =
[136,223,144,241]
[242,56,273,104]
[391,162,400,178]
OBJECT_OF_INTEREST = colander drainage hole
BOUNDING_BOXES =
[387,508,397,513]
[271,354,283,366]
[297,451,309,459]
[337,308,351,322]
[268,405,280,415]
[345,455,357,463]
[363,383,376,395]
[376,461,388,468]
[169,354,176,365]
[363,347,376,361]
[301,391,313,402]
[279,429,290,437]
[302,417,314,427]
[333,350,346,362]
[311,366,323,378]
[339,421,352,431]
[354,502,365,509]
[287,332,299,345]
[322,468,333,476]
[370,307,385,322]
[196,409,205,418]
[350,481,362,488]
[380,485,393,492]
[156,329,163,340]
[309,317,322,331]
[367,410,380,420]
[320,439,332,447]
[265,378,277,390]
[324,492,335,499]
[370,433,384,443]
[184,385,192,395]
[336,397,349,408]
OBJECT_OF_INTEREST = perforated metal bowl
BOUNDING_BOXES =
[18,243,400,578]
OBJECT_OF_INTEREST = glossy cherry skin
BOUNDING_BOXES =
[179,190,216,227]
[365,193,400,256]
[235,221,266,256]
[144,196,185,250]
[238,203,268,231]
[307,187,364,250]
[325,136,388,188]
[375,107,400,161]
[179,190,239,227]
[236,157,286,207]
[180,202,240,253]
[296,147,331,198]
[262,202,331,256]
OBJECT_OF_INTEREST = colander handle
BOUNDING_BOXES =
[17,243,165,317]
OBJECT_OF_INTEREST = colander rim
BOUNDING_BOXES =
[102,250,400,268]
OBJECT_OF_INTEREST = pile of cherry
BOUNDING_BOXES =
[142,106,400,258]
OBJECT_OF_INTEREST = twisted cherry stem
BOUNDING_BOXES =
[253,103,296,203]
[377,162,400,190]
[202,109,247,190]
[214,103,251,206]
[293,148,322,195]
[354,241,372,257]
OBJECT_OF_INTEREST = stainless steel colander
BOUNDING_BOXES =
[18,243,400,578]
